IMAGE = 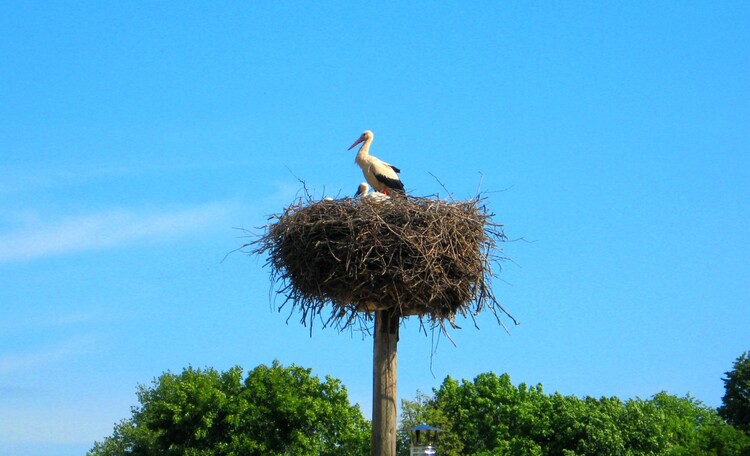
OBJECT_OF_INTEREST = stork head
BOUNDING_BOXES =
[355,182,370,197]
[348,130,373,150]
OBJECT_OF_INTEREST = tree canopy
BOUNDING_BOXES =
[90,357,750,456]
[399,372,750,456]
[720,351,750,435]
[88,361,370,456]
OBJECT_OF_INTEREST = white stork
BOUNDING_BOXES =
[348,130,405,196]
[354,182,390,201]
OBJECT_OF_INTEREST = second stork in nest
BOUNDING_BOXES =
[354,182,390,202]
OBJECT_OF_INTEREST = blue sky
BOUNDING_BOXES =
[1,2,749,455]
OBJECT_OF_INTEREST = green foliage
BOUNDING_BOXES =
[90,358,750,456]
[89,361,370,456]
[719,351,750,435]
[400,372,750,456]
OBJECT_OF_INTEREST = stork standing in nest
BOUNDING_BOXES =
[348,130,405,196]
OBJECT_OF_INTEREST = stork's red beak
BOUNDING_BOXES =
[348,135,365,150]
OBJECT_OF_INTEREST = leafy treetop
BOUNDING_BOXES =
[88,361,370,456]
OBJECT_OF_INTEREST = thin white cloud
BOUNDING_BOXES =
[0,310,104,334]
[0,164,135,194]
[0,401,126,444]
[0,160,258,195]
[0,335,98,375]
[0,202,234,263]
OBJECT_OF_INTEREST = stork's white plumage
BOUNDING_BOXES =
[354,182,390,201]
[348,130,405,196]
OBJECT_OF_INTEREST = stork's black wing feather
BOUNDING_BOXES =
[374,173,405,193]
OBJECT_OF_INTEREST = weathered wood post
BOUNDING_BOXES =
[372,309,399,456]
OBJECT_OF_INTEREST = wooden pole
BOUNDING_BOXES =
[372,309,399,456]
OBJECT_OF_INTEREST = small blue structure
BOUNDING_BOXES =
[406,423,444,455]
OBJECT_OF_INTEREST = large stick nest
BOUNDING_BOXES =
[250,195,515,332]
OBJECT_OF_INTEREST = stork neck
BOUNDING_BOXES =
[355,139,372,165]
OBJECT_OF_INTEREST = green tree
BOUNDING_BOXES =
[89,361,370,456]
[647,392,750,455]
[405,371,750,456]
[719,351,750,435]
[432,372,552,455]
